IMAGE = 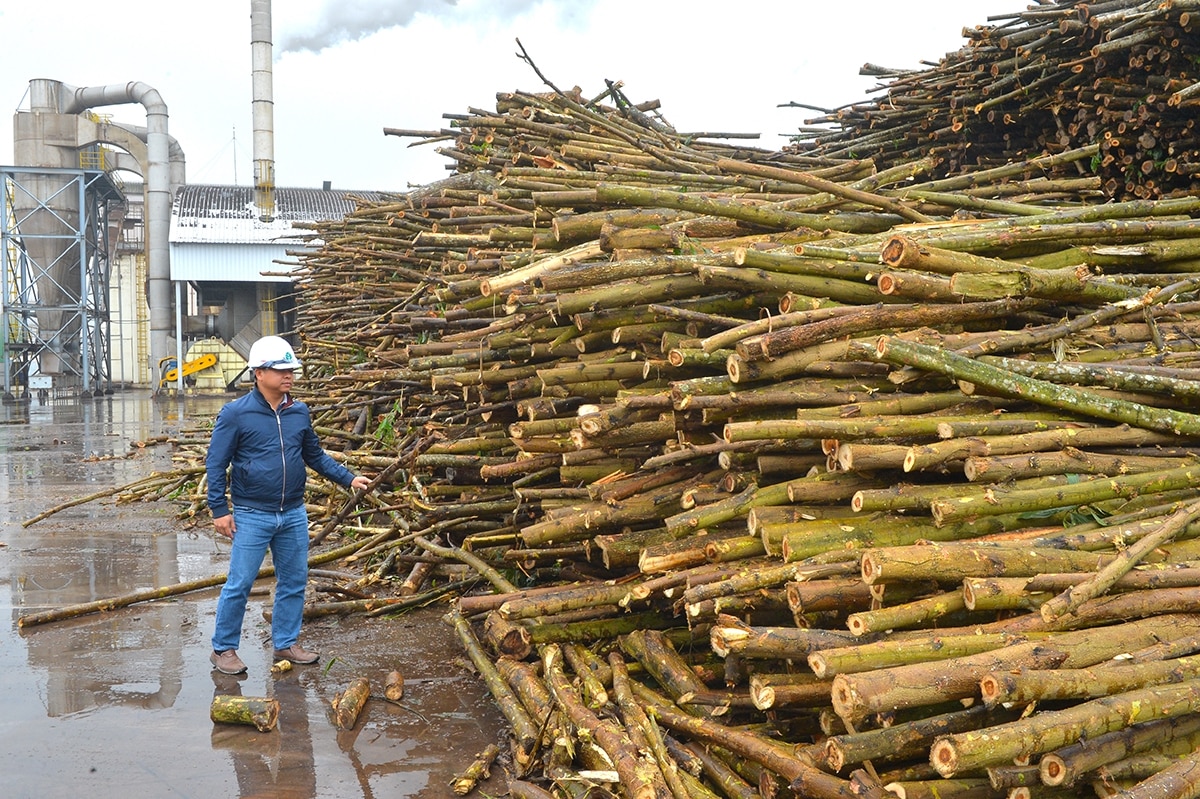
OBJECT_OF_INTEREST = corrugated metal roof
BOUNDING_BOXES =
[170,184,393,245]
[168,183,395,282]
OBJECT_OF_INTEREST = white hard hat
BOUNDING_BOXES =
[247,335,302,370]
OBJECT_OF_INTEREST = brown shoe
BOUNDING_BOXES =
[273,644,319,665]
[211,649,247,675]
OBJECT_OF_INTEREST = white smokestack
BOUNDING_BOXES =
[251,0,275,221]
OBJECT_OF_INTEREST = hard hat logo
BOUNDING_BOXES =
[248,335,303,370]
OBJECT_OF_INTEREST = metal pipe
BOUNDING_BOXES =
[41,79,174,389]
[175,281,184,393]
[99,122,187,190]
[251,0,276,221]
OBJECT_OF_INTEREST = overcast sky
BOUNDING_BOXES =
[0,0,1027,193]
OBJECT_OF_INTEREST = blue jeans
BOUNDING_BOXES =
[211,504,310,652]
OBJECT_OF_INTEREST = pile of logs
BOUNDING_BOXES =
[79,3,1200,797]
[792,0,1200,201]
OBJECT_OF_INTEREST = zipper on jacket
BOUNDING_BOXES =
[274,410,286,510]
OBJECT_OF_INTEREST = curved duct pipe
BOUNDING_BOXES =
[45,80,174,383]
[90,121,187,191]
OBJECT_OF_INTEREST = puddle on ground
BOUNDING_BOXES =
[0,391,508,799]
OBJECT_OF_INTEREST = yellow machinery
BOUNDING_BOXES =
[158,338,248,392]
[158,353,217,387]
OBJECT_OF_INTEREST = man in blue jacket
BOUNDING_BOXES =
[206,335,371,675]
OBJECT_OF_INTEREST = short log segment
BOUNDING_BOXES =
[332,676,371,731]
[384,670,405,701]
[452,744,500,795]
[210,695,280,732]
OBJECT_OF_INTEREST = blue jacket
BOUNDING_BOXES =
[206,387,355,519]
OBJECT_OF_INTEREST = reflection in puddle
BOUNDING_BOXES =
[2,392,507,798]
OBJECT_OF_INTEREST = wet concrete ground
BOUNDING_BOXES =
[0,391,508,799]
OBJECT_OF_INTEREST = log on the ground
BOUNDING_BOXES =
[210,695,280,732]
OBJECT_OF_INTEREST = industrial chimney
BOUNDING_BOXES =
[251,0,275,222]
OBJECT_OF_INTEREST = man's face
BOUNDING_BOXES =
[255,367,296,392]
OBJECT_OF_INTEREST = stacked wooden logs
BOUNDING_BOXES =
[228,6,1200,797]
[792,0,1200,201]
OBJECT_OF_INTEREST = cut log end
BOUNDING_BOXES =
[881,235,920,268]
[824,739,848,774]
[930,737,960,777]
[859,551,882,584]
[751,683,776,710]
[1040,755,1067,787]
[726,354,746,384]
[978,674,1004,707]
[830,674,861,721]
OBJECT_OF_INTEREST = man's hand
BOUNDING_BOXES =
[213,514,235,539]
[350,475,372,491]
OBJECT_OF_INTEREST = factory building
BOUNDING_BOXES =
[0,0,389,400]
